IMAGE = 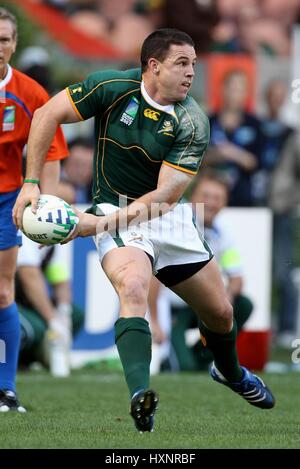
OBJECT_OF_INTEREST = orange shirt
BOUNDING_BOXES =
[0,66,68,193]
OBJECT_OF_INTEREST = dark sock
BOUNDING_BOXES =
[233,295,253,331]
[199,319,242,382]
[115,317,152,397]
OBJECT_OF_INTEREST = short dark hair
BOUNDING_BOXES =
[141,28,194,72]
[0,7,17,41]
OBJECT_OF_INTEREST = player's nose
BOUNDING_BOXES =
[186,64,194,78]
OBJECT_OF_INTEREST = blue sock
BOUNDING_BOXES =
[0,303,20,392]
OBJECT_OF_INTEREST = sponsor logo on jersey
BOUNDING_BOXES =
[2,105,15,131]
[144,108,160,121]
[120,96,139,126]
[158,120,174,135]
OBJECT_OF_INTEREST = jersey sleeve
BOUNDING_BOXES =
[163,107,210,175]
[66,70,115,120]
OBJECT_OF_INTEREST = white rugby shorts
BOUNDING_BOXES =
[94,203,212,277]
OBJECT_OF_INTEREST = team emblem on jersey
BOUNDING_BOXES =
[2,105,15,131]
[158,120,174,136]
[120,96,139,126]
[144,108,160,121]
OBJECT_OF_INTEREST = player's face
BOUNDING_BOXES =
[0,19,16,78]
[153,44,196,105]
[191,180,228,227]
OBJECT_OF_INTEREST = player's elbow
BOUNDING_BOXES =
[32,105,45,122]
[32,100,60,127]
[155,189,180,208]
[32,104,52,126]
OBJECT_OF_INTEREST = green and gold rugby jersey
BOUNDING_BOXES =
[66,68,210,206]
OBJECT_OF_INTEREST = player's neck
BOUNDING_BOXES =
[141,80,174,112]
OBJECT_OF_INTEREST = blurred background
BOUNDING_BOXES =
[5,0,300,374]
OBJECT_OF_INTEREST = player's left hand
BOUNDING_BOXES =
[60,209,98,244]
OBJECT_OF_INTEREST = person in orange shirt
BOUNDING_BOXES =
[0,7,68,411]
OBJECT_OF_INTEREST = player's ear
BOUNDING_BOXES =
[148,58,160,75]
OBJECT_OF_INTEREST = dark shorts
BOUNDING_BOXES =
[155,256,213,288]
[0,189,22,250]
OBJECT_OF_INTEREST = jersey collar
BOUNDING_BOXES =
[141,81,175,115]
[0,64,12,89]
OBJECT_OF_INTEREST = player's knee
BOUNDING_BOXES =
[222,302,234,333]
[0,285,13,308]
[121,275,149,307]
[214,301,233,334]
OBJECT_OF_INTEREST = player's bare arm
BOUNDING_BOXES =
[69,164,194,240]
[13,90,80,228]
[40,160,60,195]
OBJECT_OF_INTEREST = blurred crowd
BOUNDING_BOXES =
[14,0,300,369]
[37,0,300,57]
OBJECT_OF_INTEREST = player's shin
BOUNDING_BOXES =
[115,317,152,397]
[199,318,242,382]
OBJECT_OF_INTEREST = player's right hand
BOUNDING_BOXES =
[13,183,41,230]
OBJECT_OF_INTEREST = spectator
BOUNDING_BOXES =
[205,69,262,206]
[57,137,94,204]
[261,0,300,32]
[236,2,291,56]
[18,46,55,94]
[170,170,253,371]
[69,9,109,40]
[101,0,154,57]
[269,131,300,347]
[0,6,68,412]
[69,0,154,56]
[213,0,294,56]
[16,235,84,373]
[253,79,292,205]
[252,79,295,349]
[162,0,220,54]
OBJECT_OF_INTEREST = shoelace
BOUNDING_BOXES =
[237,375,265,395]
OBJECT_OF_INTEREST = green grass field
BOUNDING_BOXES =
[1,369,300,449]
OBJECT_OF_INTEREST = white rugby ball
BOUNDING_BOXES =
[22,194,79,245]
